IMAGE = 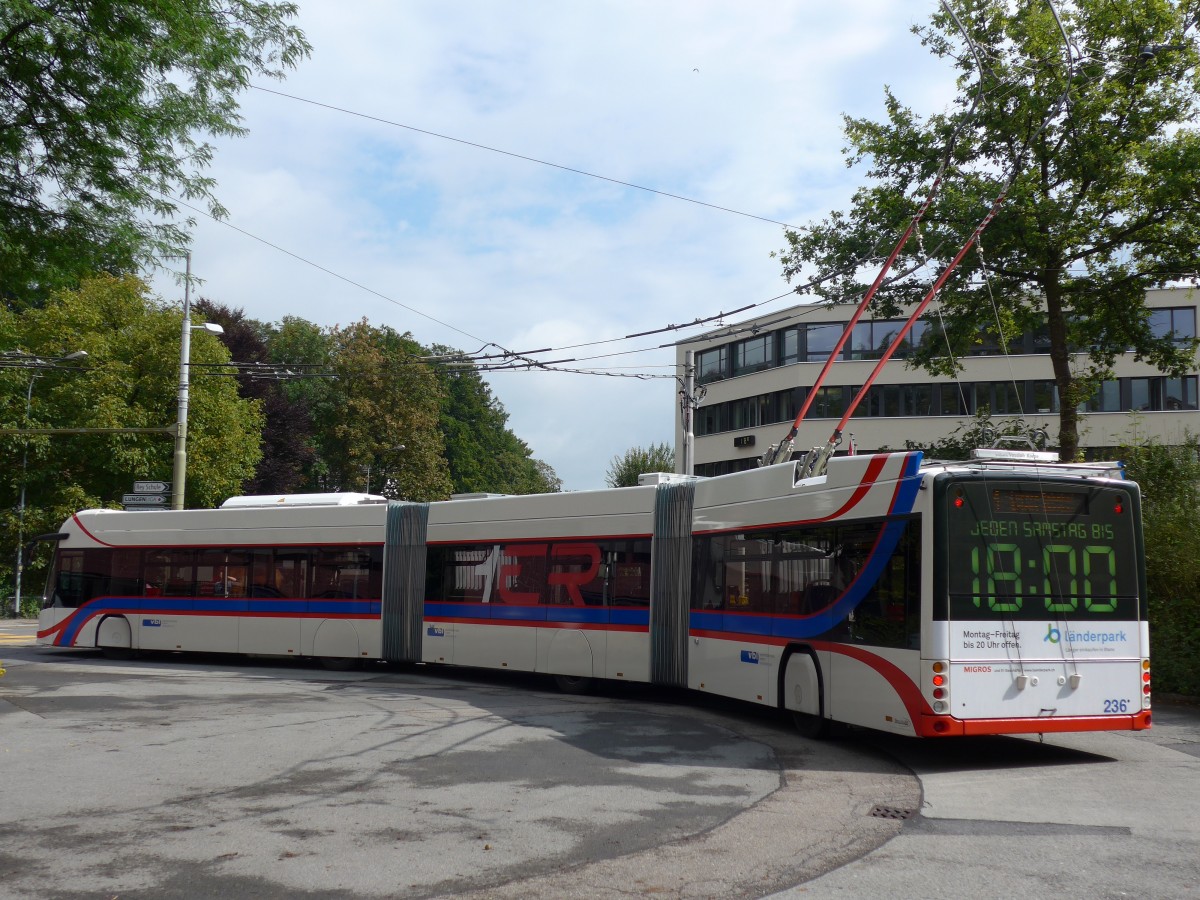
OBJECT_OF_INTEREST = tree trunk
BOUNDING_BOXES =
[1044,278,1078,461]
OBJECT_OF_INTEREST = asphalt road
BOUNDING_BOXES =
[0,626,915,899]
[1,621,1197,899]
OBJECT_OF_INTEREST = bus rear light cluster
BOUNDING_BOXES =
[930,660,949,714]
[1142,659,1152,707]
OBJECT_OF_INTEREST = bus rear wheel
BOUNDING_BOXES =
[791,710,829,739]
[554,674,594,695]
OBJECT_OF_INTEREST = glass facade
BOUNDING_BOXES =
[691,307,1198,386]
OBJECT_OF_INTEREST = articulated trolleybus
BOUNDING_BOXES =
[37,448,1151,738]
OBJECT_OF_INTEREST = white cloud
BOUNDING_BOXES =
[151,1,959,490]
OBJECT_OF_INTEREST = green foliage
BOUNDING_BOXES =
[0,274,263,599]
[309,320,453,502]
[431,346,562,495]
[778,0,1200,462]
[1120,436,1200,697]
[0,0,310,304]
[195,299,316,494]
[606,443,675,488]
[905,410,1048,461]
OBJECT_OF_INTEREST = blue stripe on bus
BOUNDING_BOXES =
[424,601,646,628]
[891,453,923,514]
[56,597,382,645]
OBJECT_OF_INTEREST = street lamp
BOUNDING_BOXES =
[363,445,405,493]
[6,350,88,617]
[171,253,224,510]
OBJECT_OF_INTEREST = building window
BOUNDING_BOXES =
[1082,380,1120,412]
[900,383,935,416]
[893,320,932,358]
[1030,380,1059,413]
[1163,376,1199,410]
[696,346,727,384]
[939,384,970,416]
[809,386,847,419]
[1149,307,1197,345]
[733,335,774,376]
[1129,378,1157,412]
[806,323,842,362]
[849,321,906,361]
[779,327,802,365]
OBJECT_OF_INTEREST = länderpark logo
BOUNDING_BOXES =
[1044,623,1129,645]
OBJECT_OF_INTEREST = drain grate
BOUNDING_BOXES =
[869,805,917,820]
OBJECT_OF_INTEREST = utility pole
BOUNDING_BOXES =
[171,253,223,510]
[677,350,704,477]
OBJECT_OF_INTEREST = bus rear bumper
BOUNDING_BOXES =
[917,709,1152,737]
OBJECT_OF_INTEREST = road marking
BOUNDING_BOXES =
[0,635,35,646]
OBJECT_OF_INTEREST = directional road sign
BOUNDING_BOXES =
[133,480,171,493]
[122,493,169,508]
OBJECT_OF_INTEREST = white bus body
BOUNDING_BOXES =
[37,450,1151,738]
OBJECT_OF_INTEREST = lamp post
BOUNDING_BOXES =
[6,350,88,617]
[170,253,224,510]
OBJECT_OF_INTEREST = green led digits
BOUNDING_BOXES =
[968,535,1119,613]
[1044,544,1078,612]
[1083,546,1118,612]
[971,543,1022,612]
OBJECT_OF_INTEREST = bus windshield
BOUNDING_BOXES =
[944,479,1140,621]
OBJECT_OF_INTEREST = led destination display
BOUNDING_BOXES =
[946,482,1138,620]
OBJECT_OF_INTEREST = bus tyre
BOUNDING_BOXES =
[319,656,361,671]
[554,674,594,695]
[97,615,133,660]
[791,710,829,739]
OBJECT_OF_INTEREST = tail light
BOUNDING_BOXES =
[930,660,949,713]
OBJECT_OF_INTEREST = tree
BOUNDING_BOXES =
[431,346,562,495]
[0,275,263,601]
[311,320,452,502]
[0,0,310,304]
[605,443,675,488]
[778,0,1200,461]
[195,299,317,494]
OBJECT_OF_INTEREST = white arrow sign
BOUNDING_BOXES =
[122,493,169,507]
[133,481,171,493]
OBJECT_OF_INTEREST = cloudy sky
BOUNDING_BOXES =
[151,1,959,491]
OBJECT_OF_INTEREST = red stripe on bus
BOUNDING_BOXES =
[689,630,933,721]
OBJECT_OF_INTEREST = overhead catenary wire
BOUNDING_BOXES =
[250,84,803,231]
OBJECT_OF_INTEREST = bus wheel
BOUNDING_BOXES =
[791,710,829,740]
[100,646,134,661]
[554,674,594,695]
[320,657,361,671]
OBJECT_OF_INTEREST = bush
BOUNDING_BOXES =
[1120,437,1200,697]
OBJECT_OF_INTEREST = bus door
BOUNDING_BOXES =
[239,549,303,655]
